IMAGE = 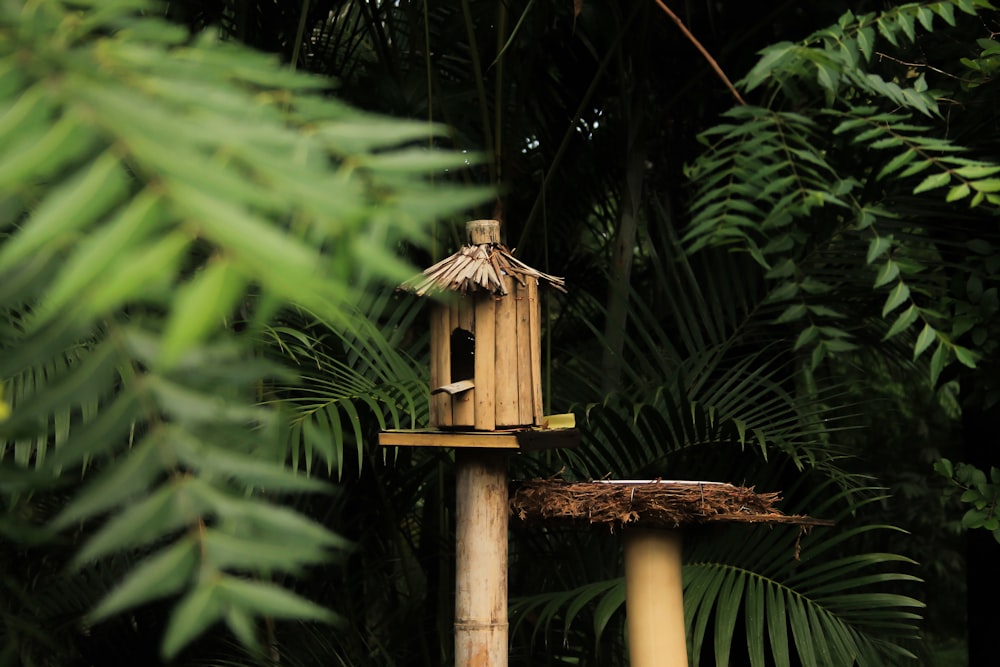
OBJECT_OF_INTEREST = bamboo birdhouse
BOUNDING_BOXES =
[405,219,565,431]
[380,220,573,667]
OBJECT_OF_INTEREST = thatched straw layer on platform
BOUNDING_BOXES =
[509,480,832,531]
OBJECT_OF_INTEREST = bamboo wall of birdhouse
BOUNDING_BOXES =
[406,219,564,432]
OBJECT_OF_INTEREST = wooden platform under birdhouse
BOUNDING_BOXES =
[378,426,580,452]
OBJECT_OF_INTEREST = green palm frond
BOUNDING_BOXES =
[511,577,624,660]
[558,349,858,485]
[684,106,850,257]
[548,214,858,483]
[264,291,431,479]
[512,478,923,667]
[684,476,924,667]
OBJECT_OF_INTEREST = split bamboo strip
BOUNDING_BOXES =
[527,278,543,425]
[494,276,519,427]
[515,281,534,425]
[430,305,451,427]
[474,296,496,430]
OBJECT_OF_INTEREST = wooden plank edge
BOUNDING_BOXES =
[379,428,580,451]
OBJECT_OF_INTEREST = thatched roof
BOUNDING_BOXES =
[510,479,832,531]
[402,219,565,296]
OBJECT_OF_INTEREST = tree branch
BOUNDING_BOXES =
[653,0,746,106]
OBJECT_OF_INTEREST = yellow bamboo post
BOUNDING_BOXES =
[509,480,834,667]
[455,448,508,667]
[623,528,688,667]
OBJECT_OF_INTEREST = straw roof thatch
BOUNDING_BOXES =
[510,479,832,531]
[403,227,565,297]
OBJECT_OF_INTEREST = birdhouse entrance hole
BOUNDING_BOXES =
[451,328,475,382]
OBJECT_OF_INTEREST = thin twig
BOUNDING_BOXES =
[653,0,746,106]
[875,51,967,81]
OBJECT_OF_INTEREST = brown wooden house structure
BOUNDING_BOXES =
[403,218,564,431]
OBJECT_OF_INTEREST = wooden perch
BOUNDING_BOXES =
[432,380,476,395]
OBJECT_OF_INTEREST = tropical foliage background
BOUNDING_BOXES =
[2,0,999,665]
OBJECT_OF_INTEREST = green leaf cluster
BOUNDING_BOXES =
[958,35,1000,86]
[743,1,988,110]
[935,459,1000,541]
[0,0,485,659]
[684,0,999,375]
[266,288,431,480]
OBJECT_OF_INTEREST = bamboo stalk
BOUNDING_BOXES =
[623,528,687,667]
[455,449,509,667]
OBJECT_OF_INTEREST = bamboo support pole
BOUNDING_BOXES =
[508,481,830,667]
[455,448,509,667]
[623,528,687,667]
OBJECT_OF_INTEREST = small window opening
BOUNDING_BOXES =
[451,328,475,381]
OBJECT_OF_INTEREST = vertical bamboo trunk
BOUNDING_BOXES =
[623,528,687,667]
[454,449,508,667]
